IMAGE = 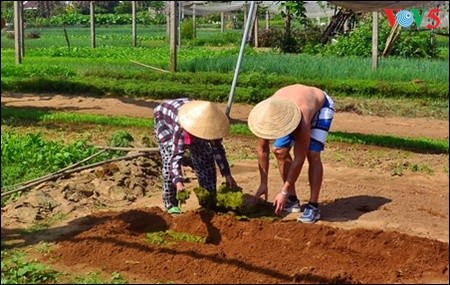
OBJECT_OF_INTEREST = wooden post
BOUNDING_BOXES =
[243,3,247,24]
[14,1,23,64]
[254,7,259,47]
[221,12,224,32]
[132,1,137,47]
[166,4,170,40]
[193,3,196,39]
[19,1,24,58]
[178,1,181,47]
[169,1,177,72]
[371,12,378,70]
[265,9,270,31]
[90,1,96,48]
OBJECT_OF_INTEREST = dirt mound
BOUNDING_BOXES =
[36,207,449,284]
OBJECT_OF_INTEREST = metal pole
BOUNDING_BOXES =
[225,1,256,117]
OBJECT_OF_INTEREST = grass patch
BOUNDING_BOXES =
[2,106,447,154]
[1,106,151,128]
[1,249,60,284]
[328,132,448,154]
[72,271,127,284]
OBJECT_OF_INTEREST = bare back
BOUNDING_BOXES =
[271,84,325,123]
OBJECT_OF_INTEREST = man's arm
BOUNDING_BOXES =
[257,138,270,185]
[254,138,270,200]
[282,121,309,192]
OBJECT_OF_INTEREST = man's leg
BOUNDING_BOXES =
[299,93,334,222]
[307,150,323,204]
[273,146,293,186]
[273,134,295,193]
[297,150,322,223]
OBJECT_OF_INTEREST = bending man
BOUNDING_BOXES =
[248,84,335,223]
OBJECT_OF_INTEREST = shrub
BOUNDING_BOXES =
[107,130,134,148]
[317,17,439,59]
[181,18,194,40]
[25,31,41,39]
[5,31,14,39]
[258,27,323,54]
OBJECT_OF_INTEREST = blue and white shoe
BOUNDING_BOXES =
[298,204,321,223]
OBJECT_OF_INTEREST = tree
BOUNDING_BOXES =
[35,1,65,18]
[279,1,308,35]
[1,1,14,23]
[141,1,165,12]
[70,1,121,14]
[278,1,308,53]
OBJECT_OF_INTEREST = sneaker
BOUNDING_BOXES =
[167,206,181,215]
[283,199,301,213]
[298,204,321,223]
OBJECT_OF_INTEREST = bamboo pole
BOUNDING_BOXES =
[94,146,159,152]
[130,60,170,73]
[4,149,107,192]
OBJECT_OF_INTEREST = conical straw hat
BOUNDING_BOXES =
[247,98,301,139]
[178,100,230,140]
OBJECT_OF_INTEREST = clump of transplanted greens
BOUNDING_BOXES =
[193,183,244,211]
[192,183,279,221]
[238,200,279,222]
[176,189,191,208]
[216,183,244,211]
[146,230,206,246]
[193,186,216,209]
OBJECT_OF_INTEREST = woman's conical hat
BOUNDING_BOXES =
[179,100,230,140]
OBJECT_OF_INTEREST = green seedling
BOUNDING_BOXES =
[193,186,216,209]
[176,189,191,208]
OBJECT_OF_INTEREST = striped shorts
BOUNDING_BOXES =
[273,92,335,152]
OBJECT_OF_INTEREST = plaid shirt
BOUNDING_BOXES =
[154,98,231,185]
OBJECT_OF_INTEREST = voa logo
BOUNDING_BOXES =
[384,8,441,29]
